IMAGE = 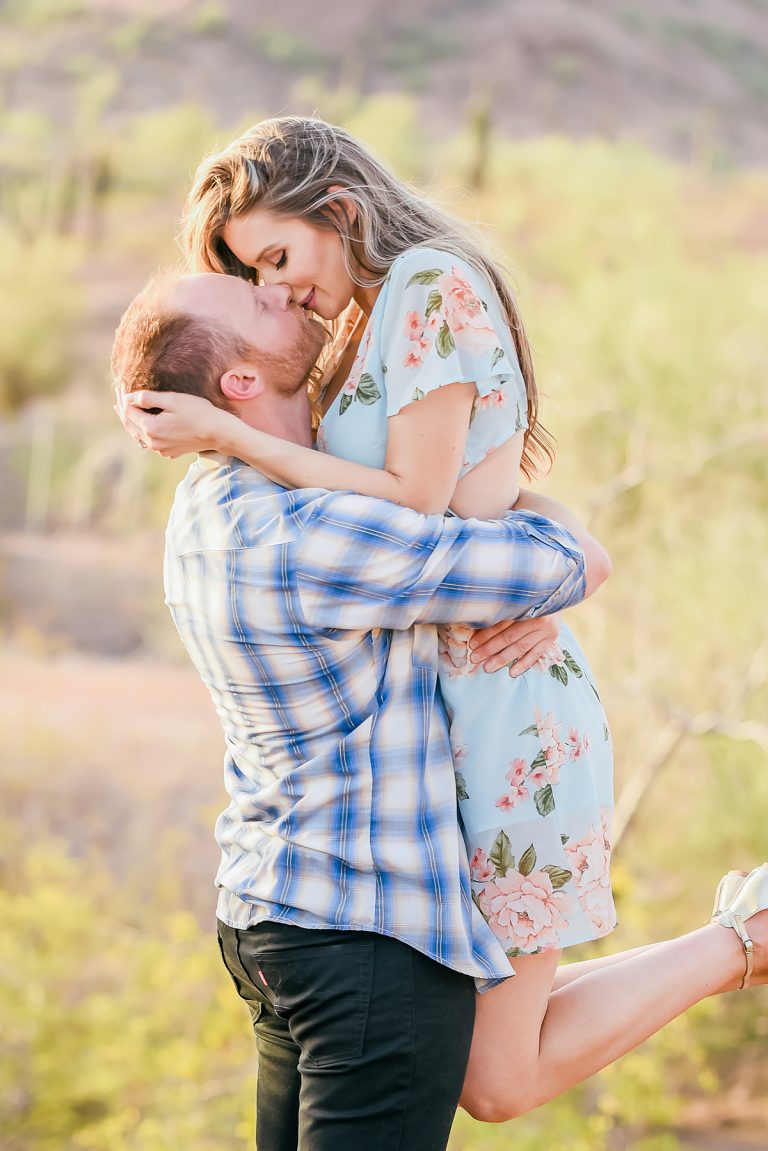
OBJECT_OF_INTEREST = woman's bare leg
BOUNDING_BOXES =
[552,941,658,990]
[460,919,766,1122]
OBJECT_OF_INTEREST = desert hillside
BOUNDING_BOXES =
[2,0,768,163]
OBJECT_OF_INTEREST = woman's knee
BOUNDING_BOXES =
[461,1074,539,1123]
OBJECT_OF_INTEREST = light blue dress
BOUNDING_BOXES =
[318,247,616,955]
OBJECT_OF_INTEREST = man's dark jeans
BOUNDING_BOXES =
[217,920,476,1151]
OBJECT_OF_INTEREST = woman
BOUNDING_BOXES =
[122,117,768,1120]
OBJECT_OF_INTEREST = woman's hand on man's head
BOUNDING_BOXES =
[114,390,232,459]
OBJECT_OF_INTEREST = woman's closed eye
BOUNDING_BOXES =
[275,249,287,271]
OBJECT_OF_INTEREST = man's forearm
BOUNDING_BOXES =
[515,490,611,598]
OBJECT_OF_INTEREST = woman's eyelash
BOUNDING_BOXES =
[275,250,287,270]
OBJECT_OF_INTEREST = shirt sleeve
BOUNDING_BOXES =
[293,491,586,632]
[378,248,528,423]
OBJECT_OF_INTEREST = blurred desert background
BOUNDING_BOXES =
[1,1,768,1149]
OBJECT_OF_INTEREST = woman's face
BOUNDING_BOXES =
[223,207,365,321]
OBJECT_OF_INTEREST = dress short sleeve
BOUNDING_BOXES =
[378,248,528,427]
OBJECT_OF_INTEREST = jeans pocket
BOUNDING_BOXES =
[217,925,265,1021]
[248,938,376,1069]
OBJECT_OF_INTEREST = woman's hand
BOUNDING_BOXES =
[116,390,238,459]
[469,615,560,676]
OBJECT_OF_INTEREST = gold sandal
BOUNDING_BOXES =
[712,863,768,989]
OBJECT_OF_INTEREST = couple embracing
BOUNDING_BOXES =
[112,117,768,1151]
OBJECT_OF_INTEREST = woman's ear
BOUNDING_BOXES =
[220,368,263,402]
[327,184,357,225]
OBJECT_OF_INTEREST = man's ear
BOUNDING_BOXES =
[327,183,356,225]
[220,367,264,402]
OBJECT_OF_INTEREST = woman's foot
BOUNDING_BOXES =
[712,864,768,988]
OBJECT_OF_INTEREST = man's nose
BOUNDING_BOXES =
[261,283,292,310]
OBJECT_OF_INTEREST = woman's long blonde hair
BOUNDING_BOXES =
[180,115,554,477]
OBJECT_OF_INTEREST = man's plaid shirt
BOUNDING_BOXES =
[164,454,587,988]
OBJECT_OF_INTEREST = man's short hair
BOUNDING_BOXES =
[111,270,251,411]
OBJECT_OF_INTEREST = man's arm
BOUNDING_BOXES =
[292,490,608,633]
[514,489,612,599]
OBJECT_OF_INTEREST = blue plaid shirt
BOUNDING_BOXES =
[164,454,587,988]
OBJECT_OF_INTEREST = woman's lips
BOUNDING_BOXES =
[301,289,316,310]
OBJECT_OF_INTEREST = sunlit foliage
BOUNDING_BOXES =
[1,64,767,1150]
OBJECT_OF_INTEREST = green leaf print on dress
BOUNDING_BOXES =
[436,321,456,358]
[339,371,381,415]
[425,289,442,318]
[455,769,469,802]
[534,783,556,817]
[336,323,382,417]
[537,645,584,687]
[405,269,443,287]
[489,829,515,877]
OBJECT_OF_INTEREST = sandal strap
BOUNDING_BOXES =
[718,911,755,989]
[732,915,755,989]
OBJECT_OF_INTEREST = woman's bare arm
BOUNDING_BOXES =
[125,383,478,515]
[225,380,477,514]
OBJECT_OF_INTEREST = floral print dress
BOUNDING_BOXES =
[318,247,616,956]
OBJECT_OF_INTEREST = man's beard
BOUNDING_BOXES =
[258,314,329,399]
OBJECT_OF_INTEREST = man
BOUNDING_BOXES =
[112,271,610,1151]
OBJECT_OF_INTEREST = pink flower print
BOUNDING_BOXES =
[534,707,558,742]
[496,758,530,810]
[476,388,507,410]
[438,624,478,678]
[529,746,563,789]
[470,848,496,884]
[451,729,468,763]
[425,312,440,333]
[478,869,574,952]
[403,348,424,369]
[404,310,424,340]
[341,324,374,398]
[535,709,567,765]
[534,645,565,674]
[436,267,497,355]
[600,807,613,851]
[496,794,522,812]
[584,899,614,935]
[567,727,590,761]
[563,825,613,932]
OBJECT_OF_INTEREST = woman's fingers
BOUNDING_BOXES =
[119,409,177,456]
[124,389,170,412]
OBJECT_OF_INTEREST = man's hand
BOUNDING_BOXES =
[469,615,560,676]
